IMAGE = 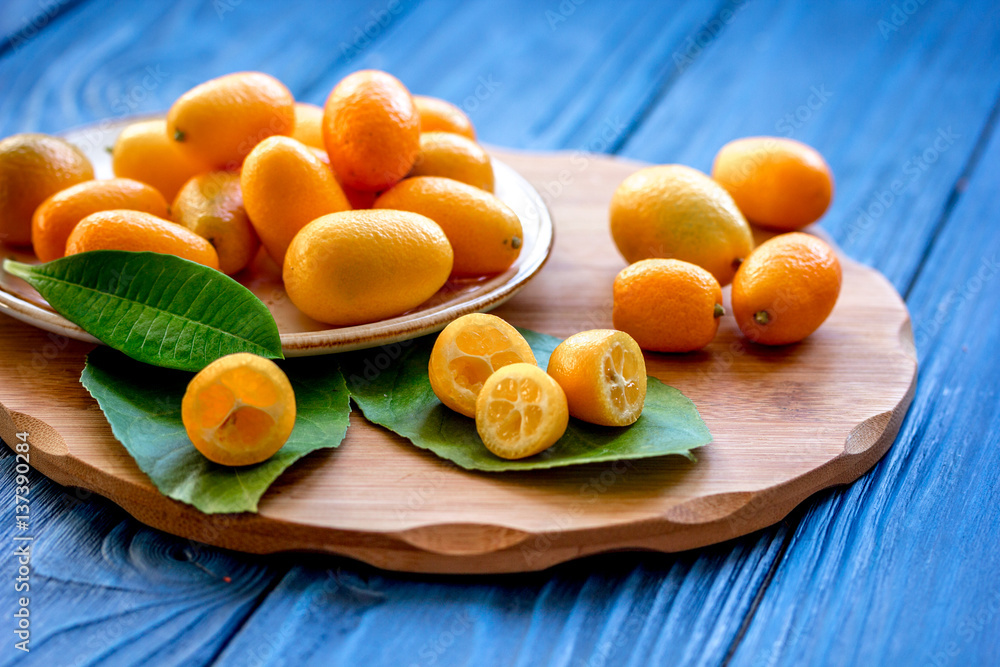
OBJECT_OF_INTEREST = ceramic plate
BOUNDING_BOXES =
[0,117,553,355]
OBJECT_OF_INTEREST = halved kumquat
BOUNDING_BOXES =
[182,353,296,466]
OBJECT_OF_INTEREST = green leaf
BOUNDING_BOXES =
[4,251,282,371]
[80,346,350,513]
[341,329,711,471]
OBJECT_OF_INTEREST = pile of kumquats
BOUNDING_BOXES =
[0,68,840,465]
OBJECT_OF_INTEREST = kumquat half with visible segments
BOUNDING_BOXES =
[182,353,296,466]
[476,363,569,460]
[429,313,537,418]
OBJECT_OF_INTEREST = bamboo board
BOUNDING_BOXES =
[0,150,917,573]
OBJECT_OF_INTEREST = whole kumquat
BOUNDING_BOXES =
[0,134,93,247]
[32,178,169,262]
[112,119,209,201]
[414,95,476,140]
[409,131,494,192]
[64,209,220,269]
[712,136,834,232]
[374,176,521,276]
[167,71,295,169]
[172,172,259,275]
[282,209,453,326]
[613,258,724,353]
[241,136,350,265]
[610,164,753,286]
[731,232,842,345]
[322,70,421,192]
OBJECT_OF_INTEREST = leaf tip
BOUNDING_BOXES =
[2,258,32,281]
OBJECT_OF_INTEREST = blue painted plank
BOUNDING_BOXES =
[294,0,727,151]
[620,0,1000,291]
[212,534,787,667]
[0,0,997,665]
[611,0,1000,662]
[728,109,1000,666]
[211,0,1000,663]
[0,453,283,667]
[0,0,88,52]
[0,0,418,135]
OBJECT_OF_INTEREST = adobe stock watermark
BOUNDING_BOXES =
[214,0,244,20]
[343,337,417,390]
[711,83,833,192]
[72,65,170,154]
[458,74,502,115]
[673,0,751,73]
[340,0,406,61]
[546,0,586,31]
[539,115,627,205]
[408,609,474,667]
[846,126,959,245]
[519,458,639,566]
[927,585,1000,666]
[6,0,67,53]
[242,567,384,667]
[393,458,461,523]
[913,253,1000,351]
[775,85,833,137]
[11,430,34,653]
[878,0,929,40]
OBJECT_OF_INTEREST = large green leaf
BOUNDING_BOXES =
[4,251,282,371]
[80,346,350,513]
[341,329,711,471]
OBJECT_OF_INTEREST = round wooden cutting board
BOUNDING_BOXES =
[0,150,916,574]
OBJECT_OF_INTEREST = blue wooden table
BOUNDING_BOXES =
[2,0,999,664]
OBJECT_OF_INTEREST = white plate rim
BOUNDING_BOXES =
[0,116,554,356]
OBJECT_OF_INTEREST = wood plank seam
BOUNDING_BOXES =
[902,88,1000,301]
[720,523,795,667]
[0,0,91,61]
[296,0,424,102]
[606,0,741,155]
[200,563,292,666]
[714,95,1000,664]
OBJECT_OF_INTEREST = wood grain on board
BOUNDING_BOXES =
[0,149,916,573]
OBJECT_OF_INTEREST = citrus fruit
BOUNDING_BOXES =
[609,164,753,286]
[547,329,647,426]
[322,70,420,192]
[290,102,325,149]
[429,313,537,418]
[731,232,841,345]
[172,172,259,275]
[613,258,724,353]
[475,363,569,460]
[712,137,834,231]
[409,131,494,192]
[414,95,476,140]
[111,119,208,201]
[167,71,295,169]
[306,146,378,209]
[181,353,296,466]
[337,179,378,210]
[0,133,94,246]
[283,209,453,325]
[32,177,169,262]
[373,176,521,276]
[241,136,350,265]
[65,209,220,269]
